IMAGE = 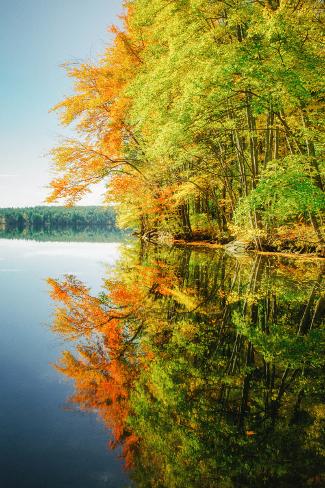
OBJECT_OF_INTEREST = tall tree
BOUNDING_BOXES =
[48,0,324,250]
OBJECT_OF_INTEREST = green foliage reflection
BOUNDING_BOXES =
[48,243,324,487]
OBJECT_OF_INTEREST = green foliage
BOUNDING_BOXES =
[235,156,325,228]
[49,0,325,248]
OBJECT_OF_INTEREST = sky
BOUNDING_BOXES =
[0,0,123,207]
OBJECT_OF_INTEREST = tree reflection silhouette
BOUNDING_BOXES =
[48,243,324,487]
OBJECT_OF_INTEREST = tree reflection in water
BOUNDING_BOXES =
[48,243,324,487]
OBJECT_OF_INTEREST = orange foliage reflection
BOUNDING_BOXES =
[47,258,176,467]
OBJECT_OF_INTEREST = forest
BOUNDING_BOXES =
[0,206,117,232]
[47,0,324,254]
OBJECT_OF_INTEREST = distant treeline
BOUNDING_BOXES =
[0,206,117,231]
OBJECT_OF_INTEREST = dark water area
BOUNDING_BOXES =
[1,235,324,487]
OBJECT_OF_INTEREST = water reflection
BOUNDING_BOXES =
[0,227,126,243]
[48,243,325,487]
[0,238,128,488]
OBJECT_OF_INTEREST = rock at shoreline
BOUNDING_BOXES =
[224,240,249,255]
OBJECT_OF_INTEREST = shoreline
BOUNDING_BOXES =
[173,239,325,261]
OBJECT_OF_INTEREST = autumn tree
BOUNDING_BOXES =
[49,0,324,249]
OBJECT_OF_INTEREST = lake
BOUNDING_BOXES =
[0,237,129,488]
[0,235,324,487]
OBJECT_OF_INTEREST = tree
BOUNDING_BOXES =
[48,0,324,247]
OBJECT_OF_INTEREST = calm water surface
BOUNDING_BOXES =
[0,237,324,487]
[0,238,129,488]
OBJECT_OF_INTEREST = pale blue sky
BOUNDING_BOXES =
[0,0,122,207]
